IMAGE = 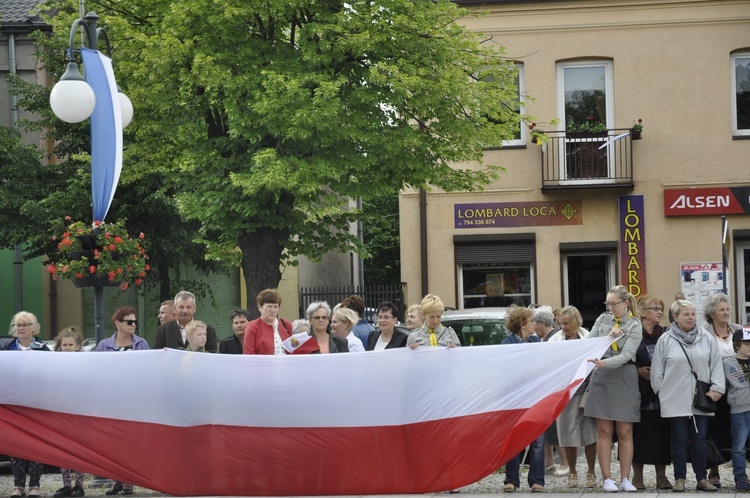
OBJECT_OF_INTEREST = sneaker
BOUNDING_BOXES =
[54,488,72,498]
[620,478,637,492]
[696,479,719,492]
[10,488,25,498]
[70,487,85,498]
[603,478,619,492]
[531,484,545,493]
[27,488,40,498]
[673,479,686,492]
[736,481,750,491]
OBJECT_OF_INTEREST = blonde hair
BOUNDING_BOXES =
[558,306,583,331]
[407,304,424,319]
[332,307,358,331]
[54,326,82,351]
[608,285,637,316]
[10,311,40,337]
[421,294,445,315]
[186,320,207,338]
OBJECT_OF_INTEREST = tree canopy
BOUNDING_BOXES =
[30,0,521,309]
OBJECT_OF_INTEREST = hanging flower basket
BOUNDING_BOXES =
[47,218,150,290]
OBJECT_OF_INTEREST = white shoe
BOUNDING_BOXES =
[620,478,637,492]
[603,478,619,492]
[553,467,570,477]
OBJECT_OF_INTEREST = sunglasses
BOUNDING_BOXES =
[122,319,138,326]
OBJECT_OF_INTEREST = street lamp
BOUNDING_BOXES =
[49,11,133,345]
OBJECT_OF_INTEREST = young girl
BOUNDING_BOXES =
[53,327,86,498]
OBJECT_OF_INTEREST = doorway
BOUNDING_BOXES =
[563,253,615,330]
[735,241,750,325]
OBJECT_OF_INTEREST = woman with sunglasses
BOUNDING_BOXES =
[585,285,642,493]
[95,306,148,496]
[3,312,49,498]
[95,307,149,352]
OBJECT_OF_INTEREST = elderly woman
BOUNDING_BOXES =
[631,295,672,490]
[367,301,408,350]
[95,307,149,495]
[549,306,597,488]
[405,304,424,332]
[331,306,365,352]
[3,312,49,498]
[306,301,349,353]
[242,289,293,355]
[292,319,310,335]
[651,299,725,492]
[501,306,545,492]
[533,306,568,475]
[585,285,642,493]
[703,292,741,486]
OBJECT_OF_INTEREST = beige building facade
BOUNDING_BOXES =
[400,0,750,328]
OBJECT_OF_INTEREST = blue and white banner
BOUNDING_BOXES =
[82,48,122,222]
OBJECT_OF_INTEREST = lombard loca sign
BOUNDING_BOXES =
[454,201,582,228]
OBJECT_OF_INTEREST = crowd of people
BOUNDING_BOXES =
[3,286,750,495]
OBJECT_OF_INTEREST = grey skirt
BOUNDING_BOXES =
[583,363,641,422]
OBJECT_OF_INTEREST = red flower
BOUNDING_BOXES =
[108,244,116,251]
[135,278,142,286]
[94,249,99,257]
[89,266,96,274]
[63,231,71,238]
[145,264,151,271]
[75,272,84,279]
[114,236,123,244]
[93,220,102,227]
[62,238,73,246]
[116,267,123,275]
[138,271,146,277]
[65,216,72,221]
[108,271,116,282]
[139,232,145,239]
[119,282,129,291]
[47,264,57,275]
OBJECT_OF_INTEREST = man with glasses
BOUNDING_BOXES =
[154,291,218,352]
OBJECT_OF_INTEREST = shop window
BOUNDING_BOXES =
[556,61,615,181]
[460,263,533,308]
[732,52,750,136]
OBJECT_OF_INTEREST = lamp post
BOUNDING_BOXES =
[49,11,133,344]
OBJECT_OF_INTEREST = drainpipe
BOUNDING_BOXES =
[9,33,24,314]
[419,187,428,297]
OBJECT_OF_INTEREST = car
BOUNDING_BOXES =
[441,307,509,346]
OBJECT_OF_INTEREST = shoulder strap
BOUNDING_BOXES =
[280,319,291,333]
[673,336,698,380]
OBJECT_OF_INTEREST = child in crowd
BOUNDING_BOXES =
[185,321,208,352]
[53,327,86,498]
[724,329,750,491]
[407,294,460,348]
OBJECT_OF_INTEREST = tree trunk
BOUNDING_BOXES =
[158,261,172,302]
[238,227,287,319]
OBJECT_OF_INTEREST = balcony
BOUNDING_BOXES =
[539,129,635,190]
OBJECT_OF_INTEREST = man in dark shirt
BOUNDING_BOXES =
[219,309,252,354]
[154,291,218,352]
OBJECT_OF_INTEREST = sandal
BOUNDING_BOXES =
[10,488,25,498]
[568,473,579,488]
[586,473,597,488]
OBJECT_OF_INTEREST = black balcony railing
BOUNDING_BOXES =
[539,129,635,190]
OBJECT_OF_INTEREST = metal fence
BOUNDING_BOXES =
[299,284,406,323]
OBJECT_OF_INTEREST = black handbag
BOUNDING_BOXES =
[676,339,717,413]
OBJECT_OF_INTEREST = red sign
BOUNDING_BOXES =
[664,187,750,216]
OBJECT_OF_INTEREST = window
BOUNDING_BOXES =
[501,63,525,147]
[556,61,615,181]
[732,53,750,136]
[460,263,534,308]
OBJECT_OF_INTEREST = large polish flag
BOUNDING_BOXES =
[0,338,612,496]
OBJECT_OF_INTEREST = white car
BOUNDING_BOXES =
[441,307,509,346]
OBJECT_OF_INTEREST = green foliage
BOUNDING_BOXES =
[362,193,400,285]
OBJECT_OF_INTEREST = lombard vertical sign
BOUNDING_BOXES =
[619,195,646,297]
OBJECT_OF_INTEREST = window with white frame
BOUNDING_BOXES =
[556,61,615,180]
[501,63,525,147]
[732,52,750,136]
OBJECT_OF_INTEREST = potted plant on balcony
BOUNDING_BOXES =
[631,118,643,140]
[47,217,150,290]
[566,115,608,138]
[528,122,547,145]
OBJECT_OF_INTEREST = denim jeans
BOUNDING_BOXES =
[668,415,710,481]
[731,411,750,483]
[504,432,545,487]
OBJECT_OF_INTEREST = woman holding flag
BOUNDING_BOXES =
[585,285,642,492]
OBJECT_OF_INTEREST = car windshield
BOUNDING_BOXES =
[441,317,509,346]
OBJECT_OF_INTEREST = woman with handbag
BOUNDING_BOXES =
[585,285,642,492]
[650,299,725,492]
[631,295,672,490]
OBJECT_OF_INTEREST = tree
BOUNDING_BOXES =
[33,0,521,312]
[362,193,400,285]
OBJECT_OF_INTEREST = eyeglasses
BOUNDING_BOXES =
[15,323,34,328]
[310,315,329,320]
[122,319,138,326]
[647,307,664,312]
[604,300,625,308]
